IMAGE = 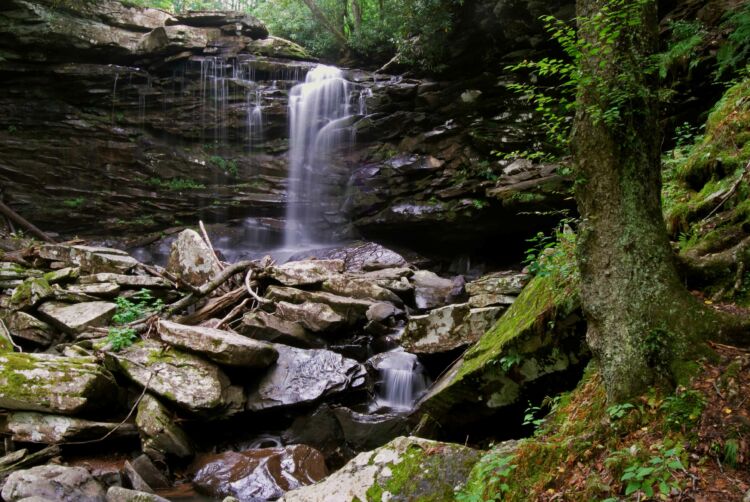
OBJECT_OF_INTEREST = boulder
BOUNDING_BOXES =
[138,25,213,55]
[268,260,344,287]
[280,436,481,502]
[417,275,587,432]
[10,278,53,309]
[332,407,406,451]
[0,263,43,282]
[136,394,194,460]
[37,301,116,334]
[192,445,328,501]
[3,412,137,444]
[411,270,462,309]
[245,35,310,60]
[166,229,223,288]
[106,487,169,502]
[4,312,57,347]
[366,302,402,323]
[106,341,244,415]
[43,267,80,284]
[466,271,528,308]
[266,286,373,326]
[125,455,169,491]
[274,301,345,333]
[170,11,268,39]
[0,353,117,415]
[289,242,408,272]
[401,303,504,354]
[1,465,106,502]
[245,345,367,411]
[38,245,139,274]
[281,405,351,466]
[156,320,278,368]
[238,310,323,348]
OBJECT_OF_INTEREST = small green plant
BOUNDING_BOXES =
[523,218,578,282]
[456,452,517,502]
[716,3,750,81]
[146,177,205,191]
[472,199,488,210]
[62,197,85,209]
[107,327,137,351]
[6,125,17,134]
[607,402,636,421]
[111,289,164,325]
[209,155,238,176]
[660,389,705,432]
[723,438,740,468]
[606,441,686,499]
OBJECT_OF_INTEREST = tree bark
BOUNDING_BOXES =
[572,0,724,402]
[298,0,349,47]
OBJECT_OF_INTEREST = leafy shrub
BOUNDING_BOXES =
[107,327,137,351]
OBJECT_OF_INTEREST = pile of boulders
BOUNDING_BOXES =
[0,229,533,500]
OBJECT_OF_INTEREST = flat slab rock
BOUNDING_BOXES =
[401,303,504,354]
[280,436,481,502]
[106,341,244,415]
[38,244,139,274]
[245,345,367,411]
[79,274,171,288]
[3,412,137,444]
[157,320,278,368]
[2,464,106,502]
[268,260,345,286]
[191,445,328,501]
[37,301,116,334]
[0,353,117,415]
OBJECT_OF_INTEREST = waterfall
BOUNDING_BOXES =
[284,65,351,247]
[375,351,429,411]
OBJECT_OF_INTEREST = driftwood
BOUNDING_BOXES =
[166,260,256,316]
[199,220,224,271]
[177,286,247,325]
[0,201,55,243]
[218,298,250,329]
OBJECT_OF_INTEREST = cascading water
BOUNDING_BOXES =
[284,64,352,247]
[374,351,430,411]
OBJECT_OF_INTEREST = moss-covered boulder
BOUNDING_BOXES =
[0,353,117,415]
[106,341,244,415]
[280,436,481,502]
[10,277,53,309]
[416,274,587,431]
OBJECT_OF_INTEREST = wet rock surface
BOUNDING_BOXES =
[191,445,328,500]
[2,465,106,502]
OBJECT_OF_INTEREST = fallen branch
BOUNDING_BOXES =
[199,220,225,270]
[0,320,22,352]
[0,201,55,243]
[218,298,250,329]
[177,286,247,325]
[245,269,271,306]
[166,260,256,316]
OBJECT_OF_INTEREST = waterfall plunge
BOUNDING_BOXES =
[375,351,430,412]
[284,65,351,247]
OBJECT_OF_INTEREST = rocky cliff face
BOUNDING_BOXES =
[0,0,575,266]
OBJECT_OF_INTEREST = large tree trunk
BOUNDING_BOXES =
[299,0,349,48]
[572,0,721,402]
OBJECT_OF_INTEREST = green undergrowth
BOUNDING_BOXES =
[662,77,750,301]
[457,356,748,501]
[106,289,164,351]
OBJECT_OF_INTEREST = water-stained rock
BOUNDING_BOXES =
[1,464,106,502]
[268,260,344,287]
[245,345,367,411]
[191,445,328,501]
[280,436,480,502]
[3,412,137,444]
[401,303,504,354]
[37,301,116,334]
[166,229,223,288]
[0,353,117,415]
[136,394,194,460]
[156,320,278,368]
[106,341,244,415]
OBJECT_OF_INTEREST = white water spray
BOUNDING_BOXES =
[284,65,351,247]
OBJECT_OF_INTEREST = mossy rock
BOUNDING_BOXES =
[416,274,587,429]
[282,436,481,502]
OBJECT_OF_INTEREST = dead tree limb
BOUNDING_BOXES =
[166,260,256,316]
[0,201,55,243]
